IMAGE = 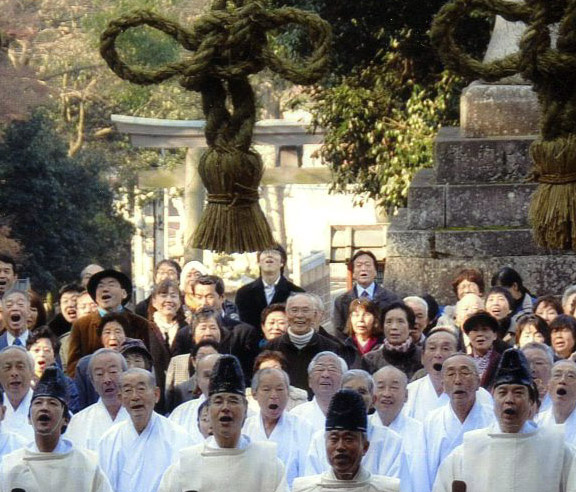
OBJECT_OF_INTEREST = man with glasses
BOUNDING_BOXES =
[266,294,342,393]
[423,354,494,490]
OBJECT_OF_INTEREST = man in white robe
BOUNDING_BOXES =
[98,368,193,492]
[159,355,288,492]
[291,352,348,431]
[169,353,220,442]
[304,370,403,479]
[293,389,399,492]
[434,348,576,492]
[0,388,27,457]
[370,366,428,492]
[0,346,34,441]
[405,330,492,421]
[66,348,129,450]
[0,366,112,492]
[538,359,576,444]
[243,367,313,487]
[424,354,494,489]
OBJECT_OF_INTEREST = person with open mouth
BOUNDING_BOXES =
[0,254,17,302]
[98,368,193,492]
[158,355,288,492]
[0,365,113,492]
[48,284,83,338]
[293,389,400,492]
[538,359,576,445]
[26,326,79,413]
[424,354,494,489]
[243,367,313,487]
[434,349,576,492]
[0,289,32,350]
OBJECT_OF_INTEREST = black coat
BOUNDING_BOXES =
[332,284,399,341]
[265,332,342,395]
[361,342,423,380]
[235,276,304,333]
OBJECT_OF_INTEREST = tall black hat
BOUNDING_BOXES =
[32,365,68,405]
[325,389,367,432]
[493,348,533,388]
[87,269,132,305]
[208,355,245,396]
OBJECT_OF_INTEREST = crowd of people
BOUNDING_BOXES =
[0,248,576,491]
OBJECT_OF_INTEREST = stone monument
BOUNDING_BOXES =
[383,6,576,304]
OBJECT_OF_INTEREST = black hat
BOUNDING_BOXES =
[32,365,68,406]
[493,348,533,389]
[208,355,245,397]
[87,269,132,305]
[325,389,367,432]
[120,338,152,362]
[462,311,499,334]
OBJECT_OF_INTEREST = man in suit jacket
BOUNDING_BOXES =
[66,270,169,398]
[235,245,304,333]
[332,250,399,341]
[0,289,31,350]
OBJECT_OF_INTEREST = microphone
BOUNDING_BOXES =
[452,480,467,492]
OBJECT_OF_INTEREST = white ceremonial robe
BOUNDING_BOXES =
[0,428,27,458]
[304,422,403,479]
[424,400,494,489]
[290,397,326,431]
[243,411,313,487]
[0,438,112,492]
[66,399,130,450]
[293,466,400,492]
[168,394,206,443]
[370,412,428,492]
[158,436,288,492]
[98,412,193,492]
[433,423,576,492]
[539,406,576,445]
[405,375,492,422]
[3,389,34,441]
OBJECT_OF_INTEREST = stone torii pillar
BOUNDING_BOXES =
[111,114,328,261]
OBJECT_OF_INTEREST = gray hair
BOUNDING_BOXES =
[286,292,317,310]
[1,289,29,308]
[522,342,555,365]
[341,369,374,395]
[251,367,290,394]
[307,351,348,375]
[88,348,128,382]
[563,285,576,309]
[307,293,325,315]
[0,345,34,372]
[120,367,156,387]
[441,353,479,375]
[403,296,428,317]
[552,359,576,371]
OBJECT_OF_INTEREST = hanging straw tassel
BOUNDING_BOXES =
[191,148,276,253]
[529,135,576,250]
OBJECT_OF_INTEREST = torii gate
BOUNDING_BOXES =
[111,114,330,291]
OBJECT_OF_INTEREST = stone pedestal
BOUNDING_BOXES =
[383,127,576,304]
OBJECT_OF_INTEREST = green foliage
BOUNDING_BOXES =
[0,112,133,293]
[312,33,463,211]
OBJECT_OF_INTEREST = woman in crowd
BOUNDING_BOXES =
[550,314,576,359]
[491,266,534,318]
[463,311,507,389]
[562,285,576,316]
[534,295,563,326]
[148,279,187,355]
[27,291,47,330]
[26,325,79,412]
[259,303,288,348]
[484,286,515,341]
[361,301,422,378]
[451,268,485,301]
[515,314,551,348]
[342,298,383,369]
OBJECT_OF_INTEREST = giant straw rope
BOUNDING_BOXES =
[431,0,576,250]
[100,0,331,253]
